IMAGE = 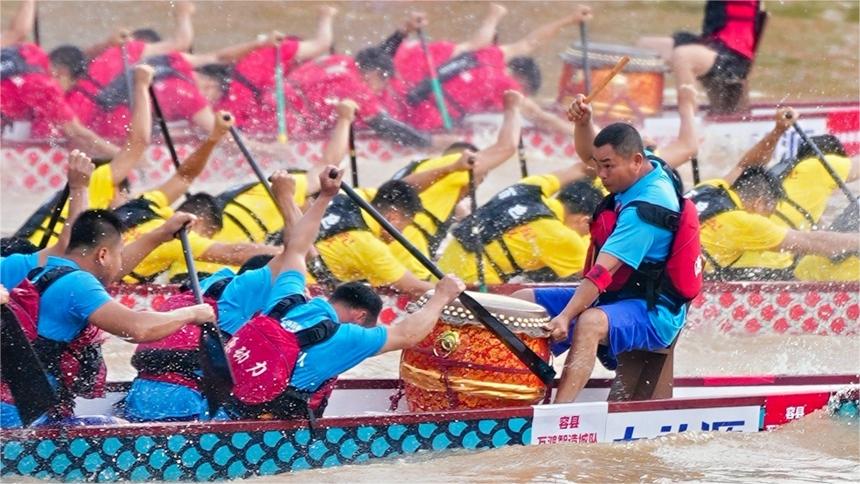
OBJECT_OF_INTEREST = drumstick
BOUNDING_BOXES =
[332,170,556,386]
[584,55,629,104]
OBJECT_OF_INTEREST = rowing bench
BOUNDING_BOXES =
[607,336,678,401]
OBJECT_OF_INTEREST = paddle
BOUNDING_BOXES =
[0,305,59,427]
[177,226,234,417]
[791,122,858,205]
[37,184,69,250]
[149,85,180,170]
[584,55,629,104]
[517,134,528,178]
[349,123,359,187]
[274,40,289,145]
[467,159,487,292]
[228,125,278,205]
[417,28,454,131]
[579,21,591,95]
[690,156,701,185]
[33,4,41,47]
[335,172,556,386]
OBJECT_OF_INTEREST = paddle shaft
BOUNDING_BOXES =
[584,55,629,104]
[467,166,486,291]
[0,305,58,426]
[33,6,41,46]
[274,42,288,144]
[149,85,180,169]
[791,123,858,204]
[229,126,278,205]
[336,180,556,385]
[417,28,453,131]
[349,123,358,187]
[38,184,69,249]
[580,21,591,94]
[177,227,234,415]
[121,42,134,111]
[517,135,528,178]
[691,156,701,185]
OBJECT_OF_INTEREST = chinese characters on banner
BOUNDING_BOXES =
[530,401,608,445]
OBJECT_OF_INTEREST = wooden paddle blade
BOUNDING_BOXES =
[457,293,556,386]
[198,324,234,417]
[0,306,58,426]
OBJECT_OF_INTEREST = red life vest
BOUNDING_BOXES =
[702,0,765,60]
[586,162,703,307]
[224,294,340,420]
[0,267,107,418]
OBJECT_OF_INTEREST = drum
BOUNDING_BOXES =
[400,291,551,412]
[558,42,666,121]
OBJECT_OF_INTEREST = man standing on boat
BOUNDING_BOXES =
[540,96,701,404]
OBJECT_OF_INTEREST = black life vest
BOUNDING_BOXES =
[317,194,368,240]
[0,46,43,80]
[14,189,69,241]
[73,55,190,111]
[687,183,795,280]
[215,181,273,243]
[452,183,556,281]
[390,158,456,256]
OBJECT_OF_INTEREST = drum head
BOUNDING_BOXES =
[408,290,550,338]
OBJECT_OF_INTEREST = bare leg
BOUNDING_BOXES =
[671,44,717,88]
[657,84,700,168]
[499,5,591,61]
[553,308,608,403]
[636,36,675,64]
[295,6,338,61]
[451,3,507,57]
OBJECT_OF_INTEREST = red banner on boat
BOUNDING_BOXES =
[763,392,832,429]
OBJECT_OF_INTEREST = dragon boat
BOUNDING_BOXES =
[0,375,856,482]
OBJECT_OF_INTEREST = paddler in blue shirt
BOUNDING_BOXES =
[536,96,700,404]
[221,166,465,420]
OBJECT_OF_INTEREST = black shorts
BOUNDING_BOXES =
[672,31,752,81]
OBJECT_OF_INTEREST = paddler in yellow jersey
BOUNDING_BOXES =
[687,108,858,279]
[16,65,156,246]
[437,162,601,283]
[116,112,279,283]
[312,179,433,297]
[165,100,358,282]
[387,89,526,279]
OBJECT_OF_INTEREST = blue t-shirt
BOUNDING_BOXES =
[0,252,39,289]
[200,266,278,335]
[264,270,387,391]
[30,256,112,342]
[599,160,687,345]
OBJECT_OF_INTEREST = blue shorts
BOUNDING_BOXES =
[121,378,209,422]
[533,287,669,370]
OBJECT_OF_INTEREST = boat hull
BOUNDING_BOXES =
[1,376,856,482]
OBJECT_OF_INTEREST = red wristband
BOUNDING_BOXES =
[584,264,613,292]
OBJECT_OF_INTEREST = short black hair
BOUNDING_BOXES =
[355,47,394,78]
[557,181,604,216]
[177,193,223,232]
[238,255,274,274]
[67,209,124,252]
[372,180,422,219]
[593,123,645,158]
[732,167,785,202]
[49,45,88,80]
[507,56,541,94]
[132,28,162,43]
[796,134,847,161]
[330,282,383,327]
[443,142,479,156]
[1,237,39,257]
[195,63,232,96]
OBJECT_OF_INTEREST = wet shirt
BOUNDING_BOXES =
[199,265,282,336]
[264,270,387,391]
[0,252,39,289]
[599,161,687,346]
[772,154,853,230]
